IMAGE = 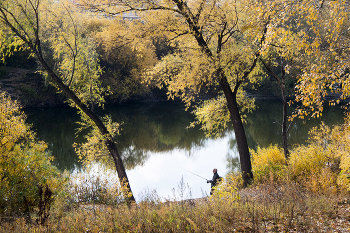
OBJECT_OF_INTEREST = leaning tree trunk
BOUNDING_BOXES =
[38,55,136,202]
[0,0,137,203]
[30,42,136,202]
[219,73,253,187]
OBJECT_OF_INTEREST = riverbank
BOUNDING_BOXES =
[1,66,348,109]
[1,183,349,232]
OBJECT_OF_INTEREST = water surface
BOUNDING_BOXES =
[25,100,345,200]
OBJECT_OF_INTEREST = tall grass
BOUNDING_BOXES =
[1,178,348,232]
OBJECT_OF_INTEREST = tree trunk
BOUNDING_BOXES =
[36,51,136,203]
[281,82,289,160]
[219,73,253,187]
[280,61,289,160]
[260,58,290,160]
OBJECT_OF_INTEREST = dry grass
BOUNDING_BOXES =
[1,181,349,232]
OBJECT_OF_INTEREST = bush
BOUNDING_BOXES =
[210,172,242,210]
[289,143,338,194]
[335,114,350,192]
[288,144,328,179]
[68,163,131,207]
[249,116,350,194]
[0,91,65,219]
[251,145,286,183]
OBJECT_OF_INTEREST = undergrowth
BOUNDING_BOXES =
[1,117,350,232]
[1,180,349,232]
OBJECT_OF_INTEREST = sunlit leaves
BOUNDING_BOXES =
[0,26,28,64]
[0,91,64,215]
[288,0,350,116]
[144,50,215,108]
[251,145,286,183]
[0,0,41,45]
[40,0,105,107]
[74,114,121,169]
[92,19,158,101]
[0,92,30,154]
[192,90,255,137]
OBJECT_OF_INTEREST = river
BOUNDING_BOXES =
[25,100,345,200]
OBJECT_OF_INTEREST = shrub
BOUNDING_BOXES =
[68,163,131,207]
[211,172,241,203]
[251,145,286,183]
[0,91,65,218]
[336,114,350,191]
[288,144,328,179]
[288,116,350,194]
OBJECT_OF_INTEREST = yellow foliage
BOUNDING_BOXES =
[336,114,350,191]
[247,115,349,194]
[91,19,159,101]
[251,145,286,183]
[210,172,242,203]
[74,114,121,170]
[249,115,350,194]
[291,0,350,117]
[288,144,328,178]
[0,91,65,215]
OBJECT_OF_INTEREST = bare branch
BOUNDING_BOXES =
[77,0,180,16]
[273,121,282,127]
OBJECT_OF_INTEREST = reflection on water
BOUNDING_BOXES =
[25,107,84,169]
[25,100,345,199]
[126,133,234,200]
[244,100,344,149]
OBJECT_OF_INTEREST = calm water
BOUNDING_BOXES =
[25,100,345,200]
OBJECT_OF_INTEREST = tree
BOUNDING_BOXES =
[0,0,135,202]
[91,19,159,102]
[259,0,349,156]
[288,0,350,117]
[258,21,302,160]
[78,0,271,186]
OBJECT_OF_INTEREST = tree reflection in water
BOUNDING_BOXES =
[26,100,344,173]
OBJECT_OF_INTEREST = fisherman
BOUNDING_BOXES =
[207,168,221,195]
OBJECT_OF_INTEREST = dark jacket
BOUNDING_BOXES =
[208,172,221,188]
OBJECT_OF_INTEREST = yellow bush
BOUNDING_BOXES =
[0,92,65,216]
[211,172,242,202]
[288,144,328,179]
[338,155,350,191]
[288,116,350,193]
[251,145,286,183]
[336,114,350,191]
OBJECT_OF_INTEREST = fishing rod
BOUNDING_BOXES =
[177,166,208,180]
